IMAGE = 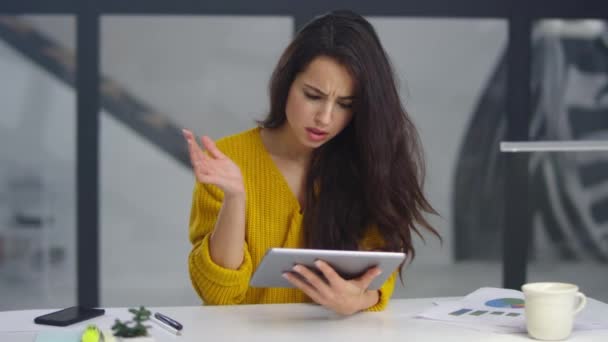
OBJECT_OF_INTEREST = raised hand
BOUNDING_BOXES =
[182,129,245,197]
[283,260,382,315]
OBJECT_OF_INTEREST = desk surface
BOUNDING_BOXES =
[1,298,607,342]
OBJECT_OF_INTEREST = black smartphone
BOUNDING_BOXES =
[34,306,105,327]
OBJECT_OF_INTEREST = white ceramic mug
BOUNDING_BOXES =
[522,282,587,341]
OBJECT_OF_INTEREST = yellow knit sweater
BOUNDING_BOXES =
[188,127,397,311]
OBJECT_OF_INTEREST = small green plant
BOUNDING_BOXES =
[111,306,152,338]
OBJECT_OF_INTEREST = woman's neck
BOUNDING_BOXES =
[261,125,312,165]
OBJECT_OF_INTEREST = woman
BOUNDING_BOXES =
[183,10,439,315]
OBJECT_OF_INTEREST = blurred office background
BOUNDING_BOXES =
[0,4,607,310]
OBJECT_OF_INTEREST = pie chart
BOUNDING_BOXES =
[485,298,525,309]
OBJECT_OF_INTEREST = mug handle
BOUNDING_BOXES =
[573,292,587,315]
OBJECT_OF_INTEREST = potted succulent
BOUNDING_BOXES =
[111,306,155,342]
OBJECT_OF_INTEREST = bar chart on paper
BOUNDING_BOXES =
[446,296,525,317]
[417,288,528,333]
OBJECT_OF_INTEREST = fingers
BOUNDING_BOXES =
[182,128,244,194]
[282,271,324,304]
[354,266,382,290]
[193,154,219,183]
[182,129,198,146]
[287,264,336,303]
[183,130,215,184]
[182,129,204,166]
[201,136,225,159]
[287,263,380,315]
[314,260,343,286]
[199,153,215,173]
[291,265,331,294]
[182,129,222,161]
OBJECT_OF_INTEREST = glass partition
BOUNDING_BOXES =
[0,15,76,310]
[99,15,293,306]
[527,19,608,302]
[370,18,508,297]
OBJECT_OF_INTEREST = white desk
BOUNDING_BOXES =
[1,298,607,341]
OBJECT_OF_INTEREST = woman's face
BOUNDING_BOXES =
[284,55,355,149]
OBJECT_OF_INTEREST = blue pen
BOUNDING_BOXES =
[154,312,183,331]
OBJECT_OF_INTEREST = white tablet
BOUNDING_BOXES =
[249,248,406,290]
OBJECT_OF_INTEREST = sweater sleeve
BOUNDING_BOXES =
[359,227,400,311]
[365,271,397,311]
[188,182,253,305]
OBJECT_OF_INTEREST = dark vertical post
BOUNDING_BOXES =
[294,13,313,33]
[503,8,532,290]
[76,0,100,307]
[293,9,314,35]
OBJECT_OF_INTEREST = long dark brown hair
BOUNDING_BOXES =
[259,10,440,268]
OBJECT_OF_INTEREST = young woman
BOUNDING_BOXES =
[183,10,439,315]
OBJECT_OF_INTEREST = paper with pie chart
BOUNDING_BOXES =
[417,287,527,333]
[417,287,608,334]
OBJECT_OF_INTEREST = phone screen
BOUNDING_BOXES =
[34,306,105,326]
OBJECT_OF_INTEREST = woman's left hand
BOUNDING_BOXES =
[283,260,382,315]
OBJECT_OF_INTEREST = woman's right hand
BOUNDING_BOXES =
[182,129,245,198]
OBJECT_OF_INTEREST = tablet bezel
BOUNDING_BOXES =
[249,248,406,290]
